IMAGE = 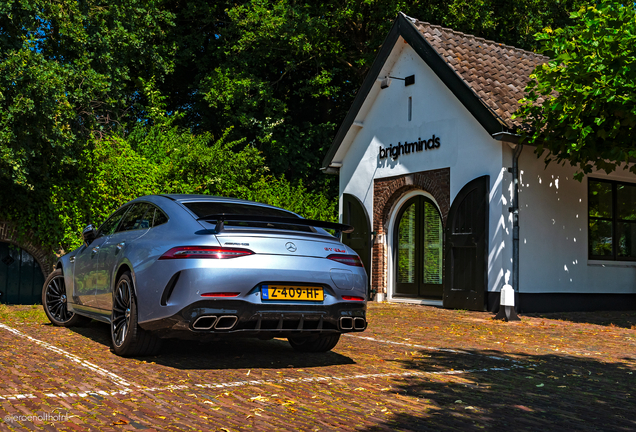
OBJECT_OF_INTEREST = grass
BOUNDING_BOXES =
[0,304,47,323]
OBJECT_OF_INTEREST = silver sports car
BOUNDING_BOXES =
[42,195,368,356]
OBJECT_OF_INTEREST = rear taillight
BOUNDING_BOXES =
[327,254,363,267]
[342,295,365,301]
[159,246,254,260]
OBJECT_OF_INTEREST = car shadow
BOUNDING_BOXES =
[150,337,356,370]
[69,321,356,370]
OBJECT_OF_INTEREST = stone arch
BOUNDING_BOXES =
[0,220,56,278]
[371,168,450,296]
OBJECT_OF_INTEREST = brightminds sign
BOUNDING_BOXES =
[378,135,440,161]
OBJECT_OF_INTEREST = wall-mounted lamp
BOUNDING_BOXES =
[380,74,415,89]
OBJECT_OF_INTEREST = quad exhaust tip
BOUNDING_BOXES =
[192,315,217,330]
[339,317,353,330]
[215,315,238,330]
[192,315,238,331]
[340,316,366,331]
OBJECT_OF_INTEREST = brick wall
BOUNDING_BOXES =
[371,168,450,296]
[0,221,56,277]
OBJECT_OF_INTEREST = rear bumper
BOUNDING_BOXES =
[139,299,367,339]
[135,254,368,324]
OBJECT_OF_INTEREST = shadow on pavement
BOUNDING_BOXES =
[360,348,636,431]
[524,310,636,329]
[69,320,356,369]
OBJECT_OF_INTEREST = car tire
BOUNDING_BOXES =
[42,270,92,327]
[288,333,341,353]
[111,271,162,357]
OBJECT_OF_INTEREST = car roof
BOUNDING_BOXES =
[159,194,253,203]
[122,195,334,235]
[149,194,299,214]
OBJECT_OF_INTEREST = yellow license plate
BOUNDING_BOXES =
[261,285,324,301]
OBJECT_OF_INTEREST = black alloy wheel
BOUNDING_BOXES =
[42,269,91,327]
[112,276,132,348]
[110,271,162,357]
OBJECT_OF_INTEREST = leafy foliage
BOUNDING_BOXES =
[0,0,593,253]
[31,118,336,251]
[162,0,586,189]
[514,1,636,180]
[186,0,399,189]
[412,0,587,52]
[0,0,175,189]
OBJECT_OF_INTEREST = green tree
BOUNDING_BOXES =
[1,0,590,192]
[189,0,400,189]
[414,0,588,51]
[0,0,175,189]
[161,0,586,190]
[1,72,336,253]
[514,1,636,180]
[51,120,337,250]
[0,0,593,253]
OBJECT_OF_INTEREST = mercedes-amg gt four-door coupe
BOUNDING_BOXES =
[42,195,368,356]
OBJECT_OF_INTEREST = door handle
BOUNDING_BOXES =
[116,242,126,251]
[91,246,100,256]
[69,256,75,263]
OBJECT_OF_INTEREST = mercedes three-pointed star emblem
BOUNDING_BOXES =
[285,242,297,252]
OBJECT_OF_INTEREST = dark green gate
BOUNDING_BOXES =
[0,242,45,304]
[342,194,371,294]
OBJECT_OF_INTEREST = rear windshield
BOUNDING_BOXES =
[183,202,312,232]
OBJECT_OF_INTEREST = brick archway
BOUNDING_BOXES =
[371,168,450,296]
[0,221,56,277]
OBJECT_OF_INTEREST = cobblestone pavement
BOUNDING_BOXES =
[0,303,634,431]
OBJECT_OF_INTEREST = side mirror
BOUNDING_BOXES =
[82,224,97,246]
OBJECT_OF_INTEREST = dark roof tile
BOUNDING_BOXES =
[414,20,548,127]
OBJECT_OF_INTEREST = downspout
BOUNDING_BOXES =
[511,143,523,310]
[492,131,522,320]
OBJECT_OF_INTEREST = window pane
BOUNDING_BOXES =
[423,201,443,284]
[183,201,312,232]
[589,219,613,257]
[152,207,169,227]
[617,183,636,221]
[618,222,636,258]
[184,202,297,218]
[397,203,416,283]
[589,180,612,218]
[117,203,153,232]
[98,206,130,237]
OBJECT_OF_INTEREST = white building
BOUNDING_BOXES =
[322,13,636,312]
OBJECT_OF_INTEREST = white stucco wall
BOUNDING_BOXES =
[332,36,636,300]
[337,42,513,296]
[518,150,636,294]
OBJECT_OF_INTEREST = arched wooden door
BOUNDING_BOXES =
[342,194,371,293]
[393,195,444,299]
[443,175,489,310]
[0,242,45,305]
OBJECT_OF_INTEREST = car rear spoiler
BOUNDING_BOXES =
[196,214,354,238]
